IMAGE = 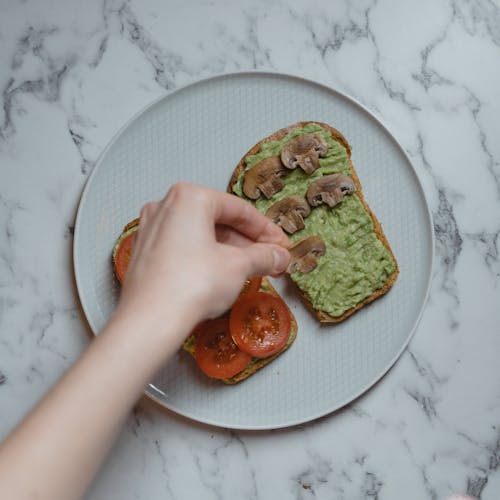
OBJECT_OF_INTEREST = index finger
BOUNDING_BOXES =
[210,189,290,247]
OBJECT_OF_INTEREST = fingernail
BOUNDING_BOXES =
[273,248,290,273]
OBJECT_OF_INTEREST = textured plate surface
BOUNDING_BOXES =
[74,72,433,430]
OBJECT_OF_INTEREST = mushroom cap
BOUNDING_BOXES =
[280,134,329,174]
[243,157,287,200]
[306,174,356,208]
[287,235,326,274]
[265,195,311,234]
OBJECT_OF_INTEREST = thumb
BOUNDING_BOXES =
[242,243,290,277]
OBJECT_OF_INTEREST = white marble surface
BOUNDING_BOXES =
[1,0,499,498]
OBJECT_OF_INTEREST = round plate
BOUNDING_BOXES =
[74,72,433,430]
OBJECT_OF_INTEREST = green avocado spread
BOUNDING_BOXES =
[232,123,396,318]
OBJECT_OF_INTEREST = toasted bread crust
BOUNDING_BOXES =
[123,217,140,233]
[228,121,399,323]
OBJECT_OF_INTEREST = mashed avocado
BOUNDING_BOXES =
[232,123,396,318]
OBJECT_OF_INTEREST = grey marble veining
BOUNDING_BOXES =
[1,0,500,499]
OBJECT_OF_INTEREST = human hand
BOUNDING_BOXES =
[0,183,290,500]
[113,182,290,341]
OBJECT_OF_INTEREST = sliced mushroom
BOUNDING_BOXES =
[265,196,311,234]
[287,235,326,274]
[280,134,329,174]
[243,157,287,200]
[306,174,356,208]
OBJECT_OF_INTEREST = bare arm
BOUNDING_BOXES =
[0,183,290,500]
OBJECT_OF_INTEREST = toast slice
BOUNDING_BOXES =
[182,277,298,384]
[113,222,297,384]
[229,121,399,323]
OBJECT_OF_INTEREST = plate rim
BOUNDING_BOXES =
[73,70,435,430]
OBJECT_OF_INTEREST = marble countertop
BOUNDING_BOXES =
[1,0,499,499]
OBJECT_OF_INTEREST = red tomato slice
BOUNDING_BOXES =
[194,318,252,379]
[239,276,263,296]
[114,229,137,283]
[229,292,291,359]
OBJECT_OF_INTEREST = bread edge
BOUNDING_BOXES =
[227,121,399,323]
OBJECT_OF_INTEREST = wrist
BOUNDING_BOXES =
[104,301,197,372]
[116,286,200,333]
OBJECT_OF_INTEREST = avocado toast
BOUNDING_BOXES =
[229,121,399,323]
[112,220,297,384]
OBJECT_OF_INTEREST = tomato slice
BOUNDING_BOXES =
[239,276,263,296]
[114,229,137,283]
[229,292,291,359]
[194,318,252,379]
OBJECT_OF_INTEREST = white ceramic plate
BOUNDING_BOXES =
[74,72,433,430]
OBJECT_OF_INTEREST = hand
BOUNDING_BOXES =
[0,183,290,500]
[114,182,290,340]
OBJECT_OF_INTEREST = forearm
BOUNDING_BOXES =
[0,309,190,500]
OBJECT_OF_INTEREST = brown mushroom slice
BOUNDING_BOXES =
[280,134,329,174]
[243,157,287,200]
[287,235,326,274]
[306,174,356,208]
[265,196,311,234]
